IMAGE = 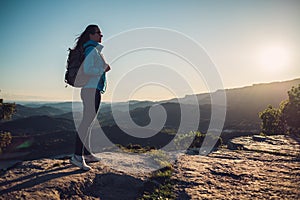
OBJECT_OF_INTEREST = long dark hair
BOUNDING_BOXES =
[74,24,99,50]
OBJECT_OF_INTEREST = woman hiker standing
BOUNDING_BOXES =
[70,24,111,171]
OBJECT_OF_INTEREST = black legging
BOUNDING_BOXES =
[75,88,101,156]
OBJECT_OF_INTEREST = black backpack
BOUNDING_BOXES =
[64,45,95,87]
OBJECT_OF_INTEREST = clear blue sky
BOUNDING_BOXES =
[0,0,299,102]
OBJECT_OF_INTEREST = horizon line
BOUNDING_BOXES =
[2,77,299,104]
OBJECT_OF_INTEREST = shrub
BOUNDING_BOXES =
[259,84,300,136]
[0,131,12,153]
[0,98,16,153]
[174,131,222,150]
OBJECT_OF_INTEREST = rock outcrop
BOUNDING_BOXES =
[173,135,300,199]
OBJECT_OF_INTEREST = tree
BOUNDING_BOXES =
[0,99,16,120]
[0,131,12,153]
[259,105,284,135]
[0,98,16,153]
[282,84,300,135]
[259,84,300,136]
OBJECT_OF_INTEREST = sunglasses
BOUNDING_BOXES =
[95,31,103,37]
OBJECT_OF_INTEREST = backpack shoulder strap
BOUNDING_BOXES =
[83,44,97,57]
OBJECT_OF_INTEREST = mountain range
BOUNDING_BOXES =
[0,78,299,160]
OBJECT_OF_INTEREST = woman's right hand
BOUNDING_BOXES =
[105,64,111,72]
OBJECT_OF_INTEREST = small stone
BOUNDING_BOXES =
[252,135,267,142]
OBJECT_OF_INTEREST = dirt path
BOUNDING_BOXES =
[0,157,150,200]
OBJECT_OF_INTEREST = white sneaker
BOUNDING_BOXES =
[85,154,101,163]
[70,155,92,171]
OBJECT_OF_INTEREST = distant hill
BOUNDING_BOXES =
[0,115,75,135]
[172,78,300,106]
[163,78,300,131]
[3,78,299,133]
[101,78,300,131]
[223,78,300,130]
[12,105,67,119]
[98,102,212,132]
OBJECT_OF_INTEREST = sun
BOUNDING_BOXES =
[259,45,290,71]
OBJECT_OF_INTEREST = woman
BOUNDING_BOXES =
[70,25,111,171]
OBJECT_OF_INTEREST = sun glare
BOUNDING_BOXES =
[259,45,290,71]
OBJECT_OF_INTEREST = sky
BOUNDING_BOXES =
[0,0,299,102]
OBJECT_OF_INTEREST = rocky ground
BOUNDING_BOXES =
[173,135,300,199]
[0,152,158,200]
[0,135,299,199]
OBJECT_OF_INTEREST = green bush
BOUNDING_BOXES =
[174,131,222,150]
[259,105,284,135]
[282,84,300,135]
[0,98,16,153]
[0,99,16,120]
[0,131,12,153]
[259,84,300,136]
